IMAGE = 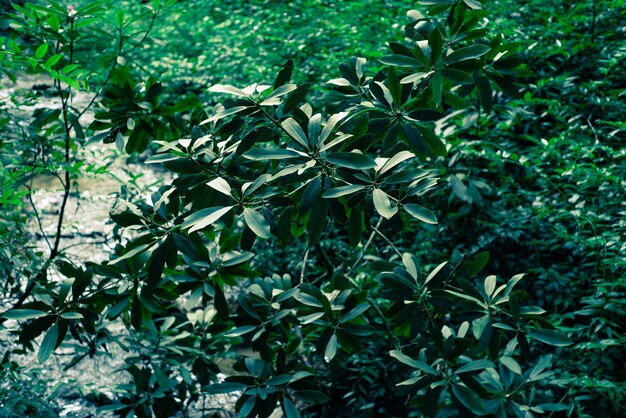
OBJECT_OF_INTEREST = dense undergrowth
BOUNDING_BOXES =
[0,0,624,417]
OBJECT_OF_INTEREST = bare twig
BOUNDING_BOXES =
[372,223,403,258]
[349,217,383,271]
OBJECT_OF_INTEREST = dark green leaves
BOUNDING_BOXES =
[444,44,490,64]
[404,203,438,224]
[372,189,397,219]
[528,329,573,347]
[182,206,234,233]
[38,324,58,364]
[243,208,271,239]
[2,309,48,320]
[326,152,377,170]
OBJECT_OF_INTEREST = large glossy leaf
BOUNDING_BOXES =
[372,188,397,219]
[326,152,377,170]
[38,324,58,364]
[404,203,438,224]
[2,309,48,320]
[324,333,338,362]
[182,206,234,233]
[243,208,271,239]
[444,44,490,64]
[528,329,573,346]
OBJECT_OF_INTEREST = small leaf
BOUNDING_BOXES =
[484,275,496,297]
[38,324,58,364]
[60,312,83,320]
[324,333,338,362]
[35,43,49,59]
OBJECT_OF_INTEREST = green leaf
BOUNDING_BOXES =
[390,350,438,375]
[378,151,415,175]
[225,325,257,337]
[401,71,434,84]
[380,54,422,67]
[429,28,443,62]
[208,84,248,97]
[444,44,490,64]
[295,292,323,308]
[341,303,370,323]
[323,184,366,198]
[455,359,494,374]
[265,83,297,100]
[300,312,325,325]
[244,147,302,160]
[45,53,62,68]
[326,152,377,170]
[500,356,522,375]
[372,188,397,219]
[35,43,48,59]
[319,112,347,145]
[60,312,84,320]
[324,333,338,362]
[109,242,154,265]
[404,203,438,224]
[183,206,234,233]
[484,275,496,297]
[38,324,58,364]
[281,118,309,149]
[451,385,487,415]
[528,329,573,346]
[2,309,48,320]
[203,382,247,394]
[283,398,301,418]
[273,59,294,89]
[207,177,232,197]
[243,208,271,239]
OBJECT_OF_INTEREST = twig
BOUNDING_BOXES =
[350,217,383,271]
[26,184,51,251]
[372,224,403,258]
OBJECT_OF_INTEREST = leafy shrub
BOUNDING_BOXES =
[2,0,624,416]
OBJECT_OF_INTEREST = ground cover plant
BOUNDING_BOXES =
[0,0,624,417]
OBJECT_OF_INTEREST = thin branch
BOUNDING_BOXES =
[350,217,383,272]
[372,224,403,259]
[26,185,51,251]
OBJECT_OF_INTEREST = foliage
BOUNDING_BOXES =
[0,0,624,417]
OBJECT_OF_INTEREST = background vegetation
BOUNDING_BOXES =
[0,0,624,417]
